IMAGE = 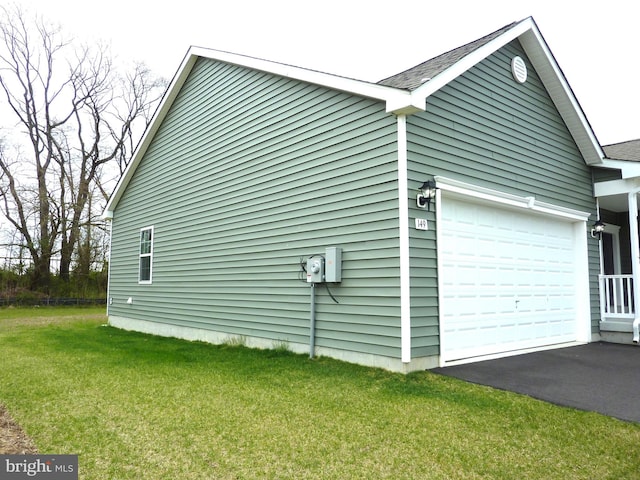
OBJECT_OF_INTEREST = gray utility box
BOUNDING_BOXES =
[324,247,342,283]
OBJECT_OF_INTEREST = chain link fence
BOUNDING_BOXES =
[0,296,106,307]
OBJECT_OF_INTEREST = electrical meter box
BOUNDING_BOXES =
[306,257,324,283]
[306,247,342,283]
[324,247,342,283]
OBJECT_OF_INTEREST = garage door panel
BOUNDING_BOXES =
[440,196,580,363]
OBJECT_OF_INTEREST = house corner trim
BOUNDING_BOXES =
[397,114,411,363]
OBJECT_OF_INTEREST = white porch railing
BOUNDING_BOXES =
[599,274,635,319]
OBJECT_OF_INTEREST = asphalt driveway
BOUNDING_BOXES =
[432,342,640,423]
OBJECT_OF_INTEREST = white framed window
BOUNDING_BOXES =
[138,226,154,284]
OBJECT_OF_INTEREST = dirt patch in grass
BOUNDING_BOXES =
[0,404,38,454]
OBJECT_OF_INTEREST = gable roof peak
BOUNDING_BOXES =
[378,18,529,91]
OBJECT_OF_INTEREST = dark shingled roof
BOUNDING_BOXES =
[603,139,640,162]
[377,21,518,91]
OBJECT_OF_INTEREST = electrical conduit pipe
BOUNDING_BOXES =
[309,283,316,358]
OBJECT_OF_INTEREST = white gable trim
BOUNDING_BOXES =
[409,17,604,167]
[188,47,414,112]
[517,23,604,166]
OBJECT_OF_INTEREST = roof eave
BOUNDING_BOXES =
[518,23,605,166]
[196,47,420,114]
[190,47,408,104]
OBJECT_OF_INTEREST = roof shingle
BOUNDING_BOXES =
[377,21,518,90]
[603,139,640,162]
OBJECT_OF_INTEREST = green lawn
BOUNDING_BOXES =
[1,307,639,479]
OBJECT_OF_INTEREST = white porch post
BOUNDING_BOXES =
[627,192,640,342]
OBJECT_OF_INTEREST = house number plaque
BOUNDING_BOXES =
[415,218,429,230]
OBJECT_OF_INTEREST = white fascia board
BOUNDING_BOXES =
[189,47,416,114]
[385,95,425,115]
[103,49,199,218]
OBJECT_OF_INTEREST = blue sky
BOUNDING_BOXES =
[10,0,640,145]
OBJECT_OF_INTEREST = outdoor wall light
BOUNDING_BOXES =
[591,220,605,239]
[417,180,437,211]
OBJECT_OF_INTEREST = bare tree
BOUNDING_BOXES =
[55,48,165,282]
[0,5,166,292]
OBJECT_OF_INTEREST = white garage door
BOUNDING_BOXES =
[439,195,582,363]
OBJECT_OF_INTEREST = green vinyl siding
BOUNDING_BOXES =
[407,40,599,357]
[109,58,401,358]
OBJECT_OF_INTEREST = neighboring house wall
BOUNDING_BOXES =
[407,39,600,351]
[108,58,404,365]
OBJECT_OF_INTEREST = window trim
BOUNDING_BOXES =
[138,226,154,284]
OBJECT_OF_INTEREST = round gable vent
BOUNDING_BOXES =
[511,56,527,83]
